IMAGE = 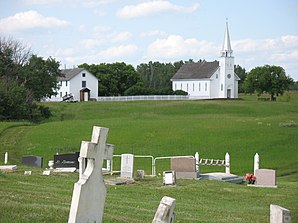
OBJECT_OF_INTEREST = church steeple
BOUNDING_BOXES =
[221,20,233,57]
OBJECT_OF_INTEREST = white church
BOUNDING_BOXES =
[171,22,240,99]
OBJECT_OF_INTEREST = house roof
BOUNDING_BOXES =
[59,68,86,81]
[171,61,219,80]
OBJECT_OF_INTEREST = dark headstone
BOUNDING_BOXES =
[22,156,43,168]
[54,152,79,169]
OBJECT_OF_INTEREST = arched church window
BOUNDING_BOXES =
[227,74,231,79]
[221,84,223,91]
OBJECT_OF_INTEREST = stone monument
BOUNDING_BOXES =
[68,126,114,223]
[270,204,291,223]
[171,157,197,179]
[152,196,176,223]
[120,153,134,178]
[255,169,277,188]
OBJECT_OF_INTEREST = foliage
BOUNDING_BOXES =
[172,89,188,95]
[23,55,62,101]
[234,65,246,93]
[0,37,57,122]
[79,62,141,96]
[243,65,294,101]
[289,81,298,90]
[136,61,183,94]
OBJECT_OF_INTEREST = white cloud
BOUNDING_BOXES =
[117,1,199,19]
[233,35,298,53]
[99,44,138,60]
[0,10,69,32]
[80,27,132,49]
[146,34,217,60]
[270,51,298,62]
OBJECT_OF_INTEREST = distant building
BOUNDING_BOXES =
[171,22,240,99]
[47,68,98,102]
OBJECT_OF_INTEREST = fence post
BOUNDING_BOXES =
[4,152,8,164]
[254,153,259,175]
[195,152,199,175]
[153,158,156,176]
[225,152,230,174]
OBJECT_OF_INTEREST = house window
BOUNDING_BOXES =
[193,83,195,91]
[175,83,177,90]
[205,83,207,91]
[221,84,223,91]
[66,91,67,96]
[187,83,189,91]
[60,81,62,86]
[199,83,201,91]
[216,74,218,79]
[82,81,86,88]
[66,81,68,86]
[180,83,182,90]
[82,73,86,77]
[60,92,62,97]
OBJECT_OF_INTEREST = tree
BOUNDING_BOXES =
[79,62,141,96]
[234,65,246,93]
[23,55,61,101]
[243,65,294,101]
[0,37,57,122]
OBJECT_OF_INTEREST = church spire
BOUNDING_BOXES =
[221,19,233,57]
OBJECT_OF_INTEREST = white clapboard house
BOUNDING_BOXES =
[171,22,240,99]
[47,68,98,102]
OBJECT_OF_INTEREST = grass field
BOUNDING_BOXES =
[0,93,297,222]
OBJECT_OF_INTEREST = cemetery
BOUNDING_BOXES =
[0,97,297,222]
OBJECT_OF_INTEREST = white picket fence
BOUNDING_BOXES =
[97,95,189,101]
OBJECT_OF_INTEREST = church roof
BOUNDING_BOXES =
[171,61,219,80]
[59,68,86,81]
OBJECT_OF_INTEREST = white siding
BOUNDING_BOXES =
[70,70,98,101]
[172,80,211,98]
[46,69,98,102]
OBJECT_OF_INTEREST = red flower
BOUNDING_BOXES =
[246,173,256,184]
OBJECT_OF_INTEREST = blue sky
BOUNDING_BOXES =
[1,0,298,80]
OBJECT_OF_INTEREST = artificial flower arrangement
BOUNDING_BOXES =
[245,173,256,184]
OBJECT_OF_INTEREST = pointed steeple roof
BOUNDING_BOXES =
[221,20,233,56]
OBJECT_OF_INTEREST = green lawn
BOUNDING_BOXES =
[0,93,297,222]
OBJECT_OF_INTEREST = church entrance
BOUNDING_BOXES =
[227,89,231,98]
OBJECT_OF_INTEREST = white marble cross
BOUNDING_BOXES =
[68,126,114,223]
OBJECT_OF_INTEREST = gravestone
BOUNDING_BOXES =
[120,154,134,178]
[43,170,51,175]
[68,126,114,223]
[171,157,197,179]
[270,204,291,223]
[136,170,145,179]
[152,196,176,223]
[0,165,17,172]
[24,171,32,175]
[255,169,277,188]
[54,152,79,169]
[22,156,43,168]
[163,171,176,186]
